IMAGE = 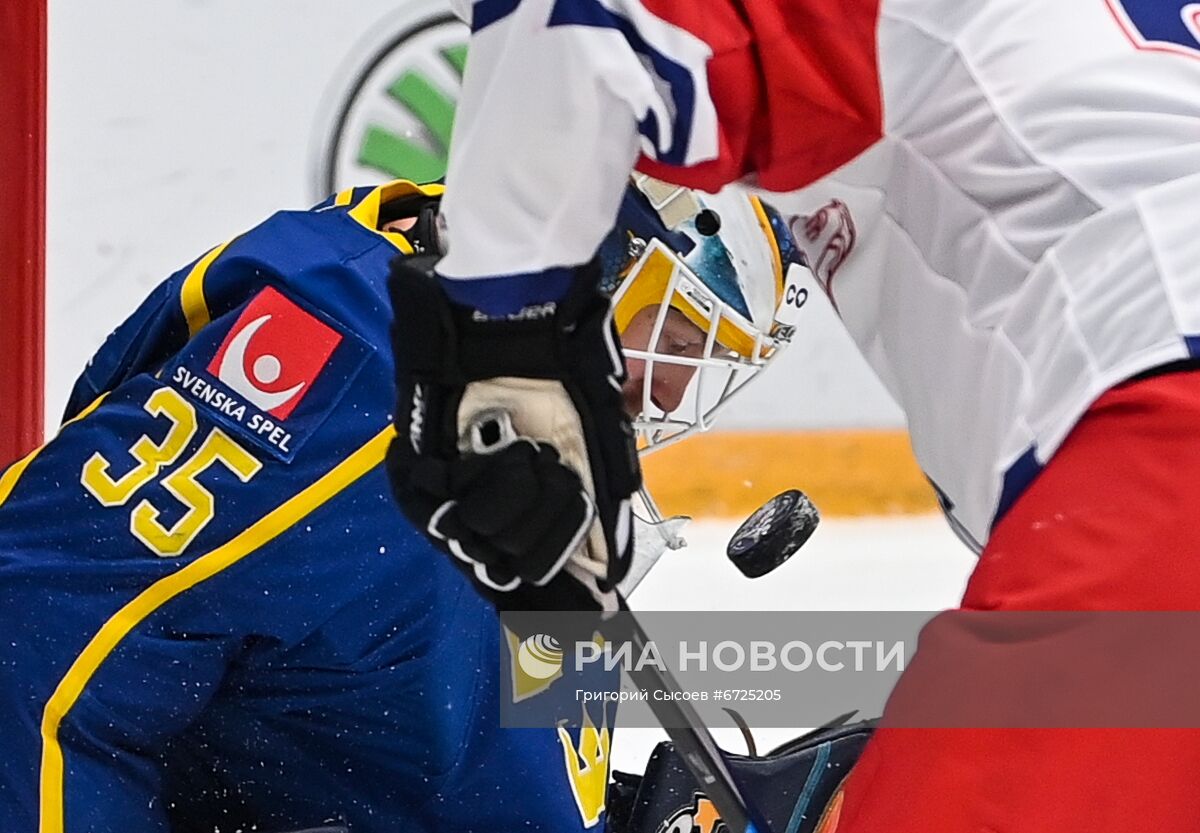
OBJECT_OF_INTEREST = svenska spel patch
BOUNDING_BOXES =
[168,286,373,462]
[207,286,342,420]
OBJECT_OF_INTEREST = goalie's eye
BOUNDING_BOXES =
[665,336,699,356]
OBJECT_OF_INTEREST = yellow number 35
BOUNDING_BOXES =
[81,387,262,557]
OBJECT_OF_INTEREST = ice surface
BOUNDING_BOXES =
[610,513,976,776]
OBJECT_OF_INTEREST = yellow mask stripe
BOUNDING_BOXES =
[614,249,762,358]
[749,195,785,306]
[38,425,395,833]
[675,297,760,359]
[613,249,675,333]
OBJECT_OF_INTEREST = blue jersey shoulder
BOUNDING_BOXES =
[64,184,412,427]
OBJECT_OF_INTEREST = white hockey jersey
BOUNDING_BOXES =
[437,0,1200,546]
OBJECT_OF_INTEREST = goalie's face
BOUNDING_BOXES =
[603,177,801,455]
[620,306,708,416]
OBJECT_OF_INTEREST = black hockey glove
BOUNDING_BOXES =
[387,256,641,614]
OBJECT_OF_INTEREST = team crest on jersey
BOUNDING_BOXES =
[1106,0,1200,58]
[798,200,856,312]
[168,286,373,462]
[657,794,727,833]
[559,704,612,828]
[499,630,611,827]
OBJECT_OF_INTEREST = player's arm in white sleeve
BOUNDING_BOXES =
[387,0,749,616]
[435,0,724,315]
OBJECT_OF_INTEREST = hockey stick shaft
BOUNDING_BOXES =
[599,610,765,833]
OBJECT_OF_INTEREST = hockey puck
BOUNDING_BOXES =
[726,490,820,578]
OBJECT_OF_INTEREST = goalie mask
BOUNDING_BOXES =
[599,175,804,455]
[376,175,801,457]
[376,176,804,594]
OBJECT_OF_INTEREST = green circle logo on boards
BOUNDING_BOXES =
[315,2,468,197]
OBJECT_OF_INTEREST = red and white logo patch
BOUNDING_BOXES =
[207,286,342,419]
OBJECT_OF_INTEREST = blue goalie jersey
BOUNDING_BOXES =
[0,181,610,833]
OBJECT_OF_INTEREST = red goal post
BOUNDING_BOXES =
[0,1,47,466]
